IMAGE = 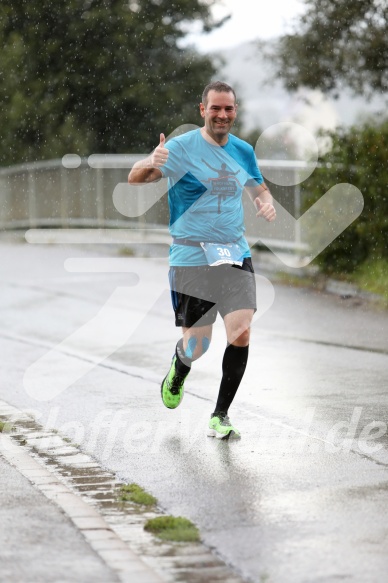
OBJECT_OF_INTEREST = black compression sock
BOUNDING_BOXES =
[175,339,191,376]
[214,344,249,414]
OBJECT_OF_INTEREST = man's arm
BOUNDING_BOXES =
[246,182,276,222]
[128,133,169,184]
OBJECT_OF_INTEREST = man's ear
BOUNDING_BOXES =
[199,102,205,118]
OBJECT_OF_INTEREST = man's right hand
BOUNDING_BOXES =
[150,133,169,167]
[128,133,168,183]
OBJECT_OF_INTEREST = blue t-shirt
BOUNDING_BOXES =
[160,129,263,266]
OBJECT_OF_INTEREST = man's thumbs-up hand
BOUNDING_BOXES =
[151,133,169,167]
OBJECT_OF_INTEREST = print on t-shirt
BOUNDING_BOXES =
[202,159,242,213]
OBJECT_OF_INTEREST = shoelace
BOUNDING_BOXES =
[169,373,185,395]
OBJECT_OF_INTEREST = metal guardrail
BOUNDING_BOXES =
[0,157,312,251]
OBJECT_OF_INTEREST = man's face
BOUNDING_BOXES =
[200,90,237,144]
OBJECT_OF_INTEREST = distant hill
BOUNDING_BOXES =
[213,40,386,135]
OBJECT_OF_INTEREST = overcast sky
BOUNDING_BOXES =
[184,0,307,52]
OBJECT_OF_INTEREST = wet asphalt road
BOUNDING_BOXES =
[1,236,388,583]
[0,456,118,583]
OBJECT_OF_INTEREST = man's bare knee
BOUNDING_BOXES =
[224,310,253,346]
[229,327,250,347]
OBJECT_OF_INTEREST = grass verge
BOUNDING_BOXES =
[276,258,388,308]
[350,259,388,305]
[0,420,14,433]
[118,483,157,506]
[274,271,321,289]
[118,246,135,257]
[144,516,200,542]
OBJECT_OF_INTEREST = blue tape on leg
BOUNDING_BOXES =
[185,337,198,359]
[202,337,210,354]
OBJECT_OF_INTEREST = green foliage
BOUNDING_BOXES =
[118,483,156,506]
[0,420,14,433]
[144,515,200,542]
[0,0,222,165]
[351,258,388,304]
[302,119,388,274]
[241,127,263,148]
[274,0,387,96]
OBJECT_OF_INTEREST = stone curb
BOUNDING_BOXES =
[0,399,248,583]
[0,432,164,583]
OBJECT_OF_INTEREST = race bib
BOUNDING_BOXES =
[200,242,244,267]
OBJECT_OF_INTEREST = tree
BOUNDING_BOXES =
[301,118,388,273]
[273,0,387,97]
[0,0,226,165]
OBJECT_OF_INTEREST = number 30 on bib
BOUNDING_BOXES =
[200,242,244,267]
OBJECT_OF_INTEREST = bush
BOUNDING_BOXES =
[302,119,388,274]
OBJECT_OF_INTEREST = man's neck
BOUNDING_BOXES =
[200,127,229,146]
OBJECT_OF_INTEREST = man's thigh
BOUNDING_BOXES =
[217,258,257,319]
[169,266,217,328]
[223,308,255,345]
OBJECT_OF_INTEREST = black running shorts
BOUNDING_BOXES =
[168,258,257,328]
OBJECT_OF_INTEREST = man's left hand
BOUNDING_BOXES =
[256,199,276,222]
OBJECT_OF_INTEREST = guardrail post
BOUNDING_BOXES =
[28,170,37,228]
[294,168,301,249]
[60,166,69,227]
[96,168,104,226]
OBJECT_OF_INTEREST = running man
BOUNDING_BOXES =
[128,81,276,439]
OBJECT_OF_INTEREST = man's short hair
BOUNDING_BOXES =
[202,81,237,106]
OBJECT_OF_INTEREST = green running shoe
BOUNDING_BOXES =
[161,356,187,409]
[207,412,241,440]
